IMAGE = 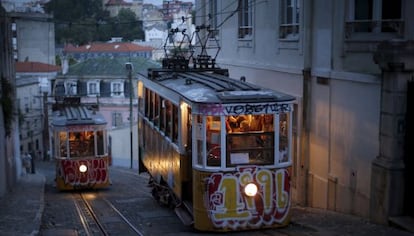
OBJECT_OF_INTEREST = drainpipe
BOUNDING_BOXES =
[300,0,313,206]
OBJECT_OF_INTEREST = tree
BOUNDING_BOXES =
[110,8,144,41]
[44,0,144,45]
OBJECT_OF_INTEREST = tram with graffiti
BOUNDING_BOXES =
[51,97,110,191]
[137,54,295,231]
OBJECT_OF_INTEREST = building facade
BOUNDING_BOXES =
[0,1,58,198]
[10,11,55,65]
[15,61,61,161]
[54,57,160,167]
[195,0,414,225]
[0,5,19,197]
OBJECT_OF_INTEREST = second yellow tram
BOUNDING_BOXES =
[51,97,111,190]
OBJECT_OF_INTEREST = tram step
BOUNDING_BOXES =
[182,200,193,214]
[174,201,194,226]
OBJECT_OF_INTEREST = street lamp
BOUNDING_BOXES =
[125,62,133,169]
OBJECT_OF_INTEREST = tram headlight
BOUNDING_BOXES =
[244,183,258,197]
[79,164,88,173]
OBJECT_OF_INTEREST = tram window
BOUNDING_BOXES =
[154,94,160,127]
[149,91,155,121]
[207,116,221,167]
[172,105,178,143]
[226,114,274,166]
[250,114,264,131]
[138,82,144,113]
[160,98,165,131]
[59,132,68,158]
[279,112,290,163]
[165,100,172,138]
[68,131,95,158]
[226,115,266,133]
[97,131,105,155]
[144,88,150,118]
[195,115,203,165]
[263,114,274,131]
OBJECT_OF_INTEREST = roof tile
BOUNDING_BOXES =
[64,42,153,53]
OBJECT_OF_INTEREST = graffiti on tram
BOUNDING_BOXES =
[205,167,290,229]
[57,159,109,185]
[199,103,293,116]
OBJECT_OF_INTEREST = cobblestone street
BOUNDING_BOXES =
[31,160,413,236]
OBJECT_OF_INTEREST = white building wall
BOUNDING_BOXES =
[108,125,139,169]
[16,80,44,156]
[15,17,55,64]
[196,0,411,218]
[308,0,382,217]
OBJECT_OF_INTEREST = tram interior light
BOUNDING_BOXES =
[79,164,88,173]
[244,183,258,197]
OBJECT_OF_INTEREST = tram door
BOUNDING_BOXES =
[183,105,193,202]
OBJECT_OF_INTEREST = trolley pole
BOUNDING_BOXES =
[126,63,133,169]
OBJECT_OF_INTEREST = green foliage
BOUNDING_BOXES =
[44,0,144,45]
[111,8,144,41]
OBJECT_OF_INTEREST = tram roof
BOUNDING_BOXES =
[51,105,107,127]
[146,68,296,104]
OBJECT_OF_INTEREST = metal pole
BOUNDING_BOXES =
[43,92,49,161]
[126,63,133,169]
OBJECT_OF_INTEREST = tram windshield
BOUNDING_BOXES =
[56,130,106,158]
[197,112,291,168]
[226,114,274,166]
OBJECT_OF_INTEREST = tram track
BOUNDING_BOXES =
[72,192,144,236]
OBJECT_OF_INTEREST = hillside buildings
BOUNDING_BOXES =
[103,0,143,19]
[63,42,153,62]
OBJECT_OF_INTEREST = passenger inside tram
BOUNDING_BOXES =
[59,131,97,158]
[226,114,274,166]
[206,114,280,166]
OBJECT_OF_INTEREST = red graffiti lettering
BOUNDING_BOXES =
[57,158,109,186]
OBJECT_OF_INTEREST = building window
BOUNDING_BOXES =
[24,97,29,112]
[345,0,403,39]
[87,81,100,96]
[112,112,123,127]
[111,81,124,97]
[208,0,219,38]
[238,0,252,39]
[65,81,77,95]
[279,0,300,40]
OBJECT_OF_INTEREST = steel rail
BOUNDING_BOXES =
[102,197,145,236]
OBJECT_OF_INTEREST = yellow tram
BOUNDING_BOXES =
[51,97,110,190]
[137,58,295,231]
